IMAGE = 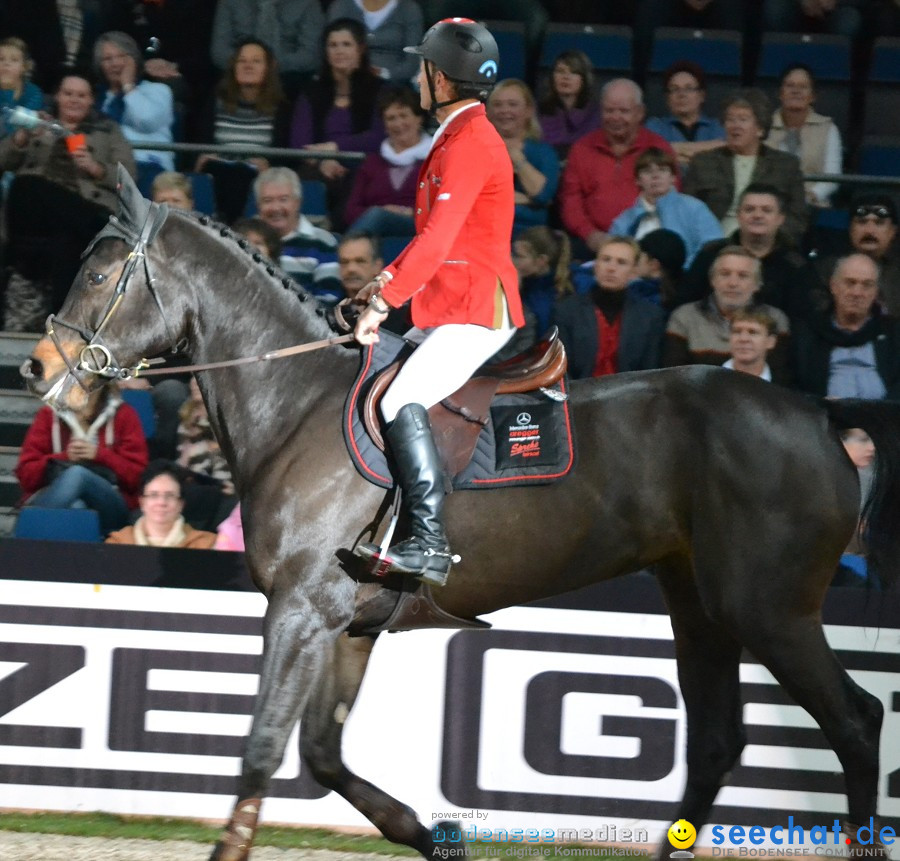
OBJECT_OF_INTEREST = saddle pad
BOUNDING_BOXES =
[343,332,576,490]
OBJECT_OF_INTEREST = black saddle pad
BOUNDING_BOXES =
[343,331,576,491]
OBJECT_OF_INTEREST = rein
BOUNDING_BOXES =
[129,332,356,378]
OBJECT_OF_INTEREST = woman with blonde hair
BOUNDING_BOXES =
[487,78,559,237]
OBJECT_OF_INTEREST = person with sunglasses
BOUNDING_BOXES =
[813,193,899,315]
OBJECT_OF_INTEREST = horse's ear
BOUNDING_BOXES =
[115,163,151,228]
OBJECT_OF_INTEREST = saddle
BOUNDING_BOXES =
[364,328,568,479]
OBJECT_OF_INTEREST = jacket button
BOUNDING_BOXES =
[416,208,422,214]
[419,182,424,188]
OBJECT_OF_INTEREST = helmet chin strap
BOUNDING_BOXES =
[424,61,470,112]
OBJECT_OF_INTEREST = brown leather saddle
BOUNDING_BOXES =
[364,328,567,479]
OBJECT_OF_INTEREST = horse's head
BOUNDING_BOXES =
[22,165,182,411]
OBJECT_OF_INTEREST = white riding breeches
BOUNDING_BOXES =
[381,316,515,423]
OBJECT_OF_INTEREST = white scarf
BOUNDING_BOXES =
[133,515,188,547]
[380,132,431,166]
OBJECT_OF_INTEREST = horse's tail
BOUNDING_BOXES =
[823,398,900,589]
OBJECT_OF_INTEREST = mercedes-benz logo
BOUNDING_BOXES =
[516,412,531,425]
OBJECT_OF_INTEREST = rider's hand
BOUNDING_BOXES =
[355,273,391,305]
[354,304,388,345]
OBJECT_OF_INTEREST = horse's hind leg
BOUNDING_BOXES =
[737,603,883,827]
[655,560,746,848]
[301,633,441,858]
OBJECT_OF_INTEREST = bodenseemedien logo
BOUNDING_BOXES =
[669,819,697,859]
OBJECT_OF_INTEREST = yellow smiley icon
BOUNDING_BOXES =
[668,819,697,850]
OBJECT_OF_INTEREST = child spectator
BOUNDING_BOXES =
[723,308,778,380]
[151,171,194,210]
[215,503,245,552]
[0,37,43,137]
[512,226,573,340]
[632,228,687,308]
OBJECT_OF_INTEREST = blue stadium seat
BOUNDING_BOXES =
[484,20,526,82]
[121,389,156,439]
[14,507,102,542]
[539,24,633,76]
[645,28,742,118]
[864,39,900,137]
[857,137,900,178]
[187,172,216,215]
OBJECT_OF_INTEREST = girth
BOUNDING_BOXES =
[363,328,567,478]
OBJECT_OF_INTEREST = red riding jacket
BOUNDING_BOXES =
[380,104,525,330]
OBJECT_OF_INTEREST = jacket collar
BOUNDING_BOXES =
[431,102,483,152]
[771,109,831,130]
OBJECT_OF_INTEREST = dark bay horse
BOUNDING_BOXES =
[22,172,900,861]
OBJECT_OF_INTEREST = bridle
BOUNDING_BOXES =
[41,199,175,400]
[34,202,357,403]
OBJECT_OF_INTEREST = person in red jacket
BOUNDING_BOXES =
[353,18,525,587]
[15,384,149,535]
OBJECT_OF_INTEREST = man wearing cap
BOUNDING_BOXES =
[352,19,524,587]
[813,193,900,316]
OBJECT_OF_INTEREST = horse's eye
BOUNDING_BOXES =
[87,271,107,287]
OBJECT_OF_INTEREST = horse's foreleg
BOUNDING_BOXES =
[655,560,746,854]
[300,633,439,858]
[210,592,349,861]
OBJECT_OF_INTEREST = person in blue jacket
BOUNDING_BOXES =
[609,146,722,268]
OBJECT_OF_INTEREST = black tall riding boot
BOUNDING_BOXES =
[355,403,457,586]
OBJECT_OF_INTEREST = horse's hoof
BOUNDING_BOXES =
[430,820,468,860]
[209,837,252,861]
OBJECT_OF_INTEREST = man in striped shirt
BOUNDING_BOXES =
[253,167,342,303]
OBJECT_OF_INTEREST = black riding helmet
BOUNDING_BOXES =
[404,18,499,111]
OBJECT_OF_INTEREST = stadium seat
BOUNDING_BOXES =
[645,28,742,118]
[484,20,527,82]
[756,33,851,137]
[121,389,156,439]
[14,507,102,542]
[857,137,900,178]
[539,24,632,90]
[864,39,900,138]
[187,172,216,215]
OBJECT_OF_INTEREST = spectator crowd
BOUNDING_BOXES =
[2,1,899,575]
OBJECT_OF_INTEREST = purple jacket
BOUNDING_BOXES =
[289,95,383,153]
[344,151,421,225]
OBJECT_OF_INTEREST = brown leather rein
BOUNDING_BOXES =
[129,332,357,378]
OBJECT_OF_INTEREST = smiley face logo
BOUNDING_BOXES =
[668,820,697,850]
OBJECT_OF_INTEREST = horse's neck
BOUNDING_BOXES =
[179,227,356,480]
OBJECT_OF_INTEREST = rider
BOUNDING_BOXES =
[353,18,525,587]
